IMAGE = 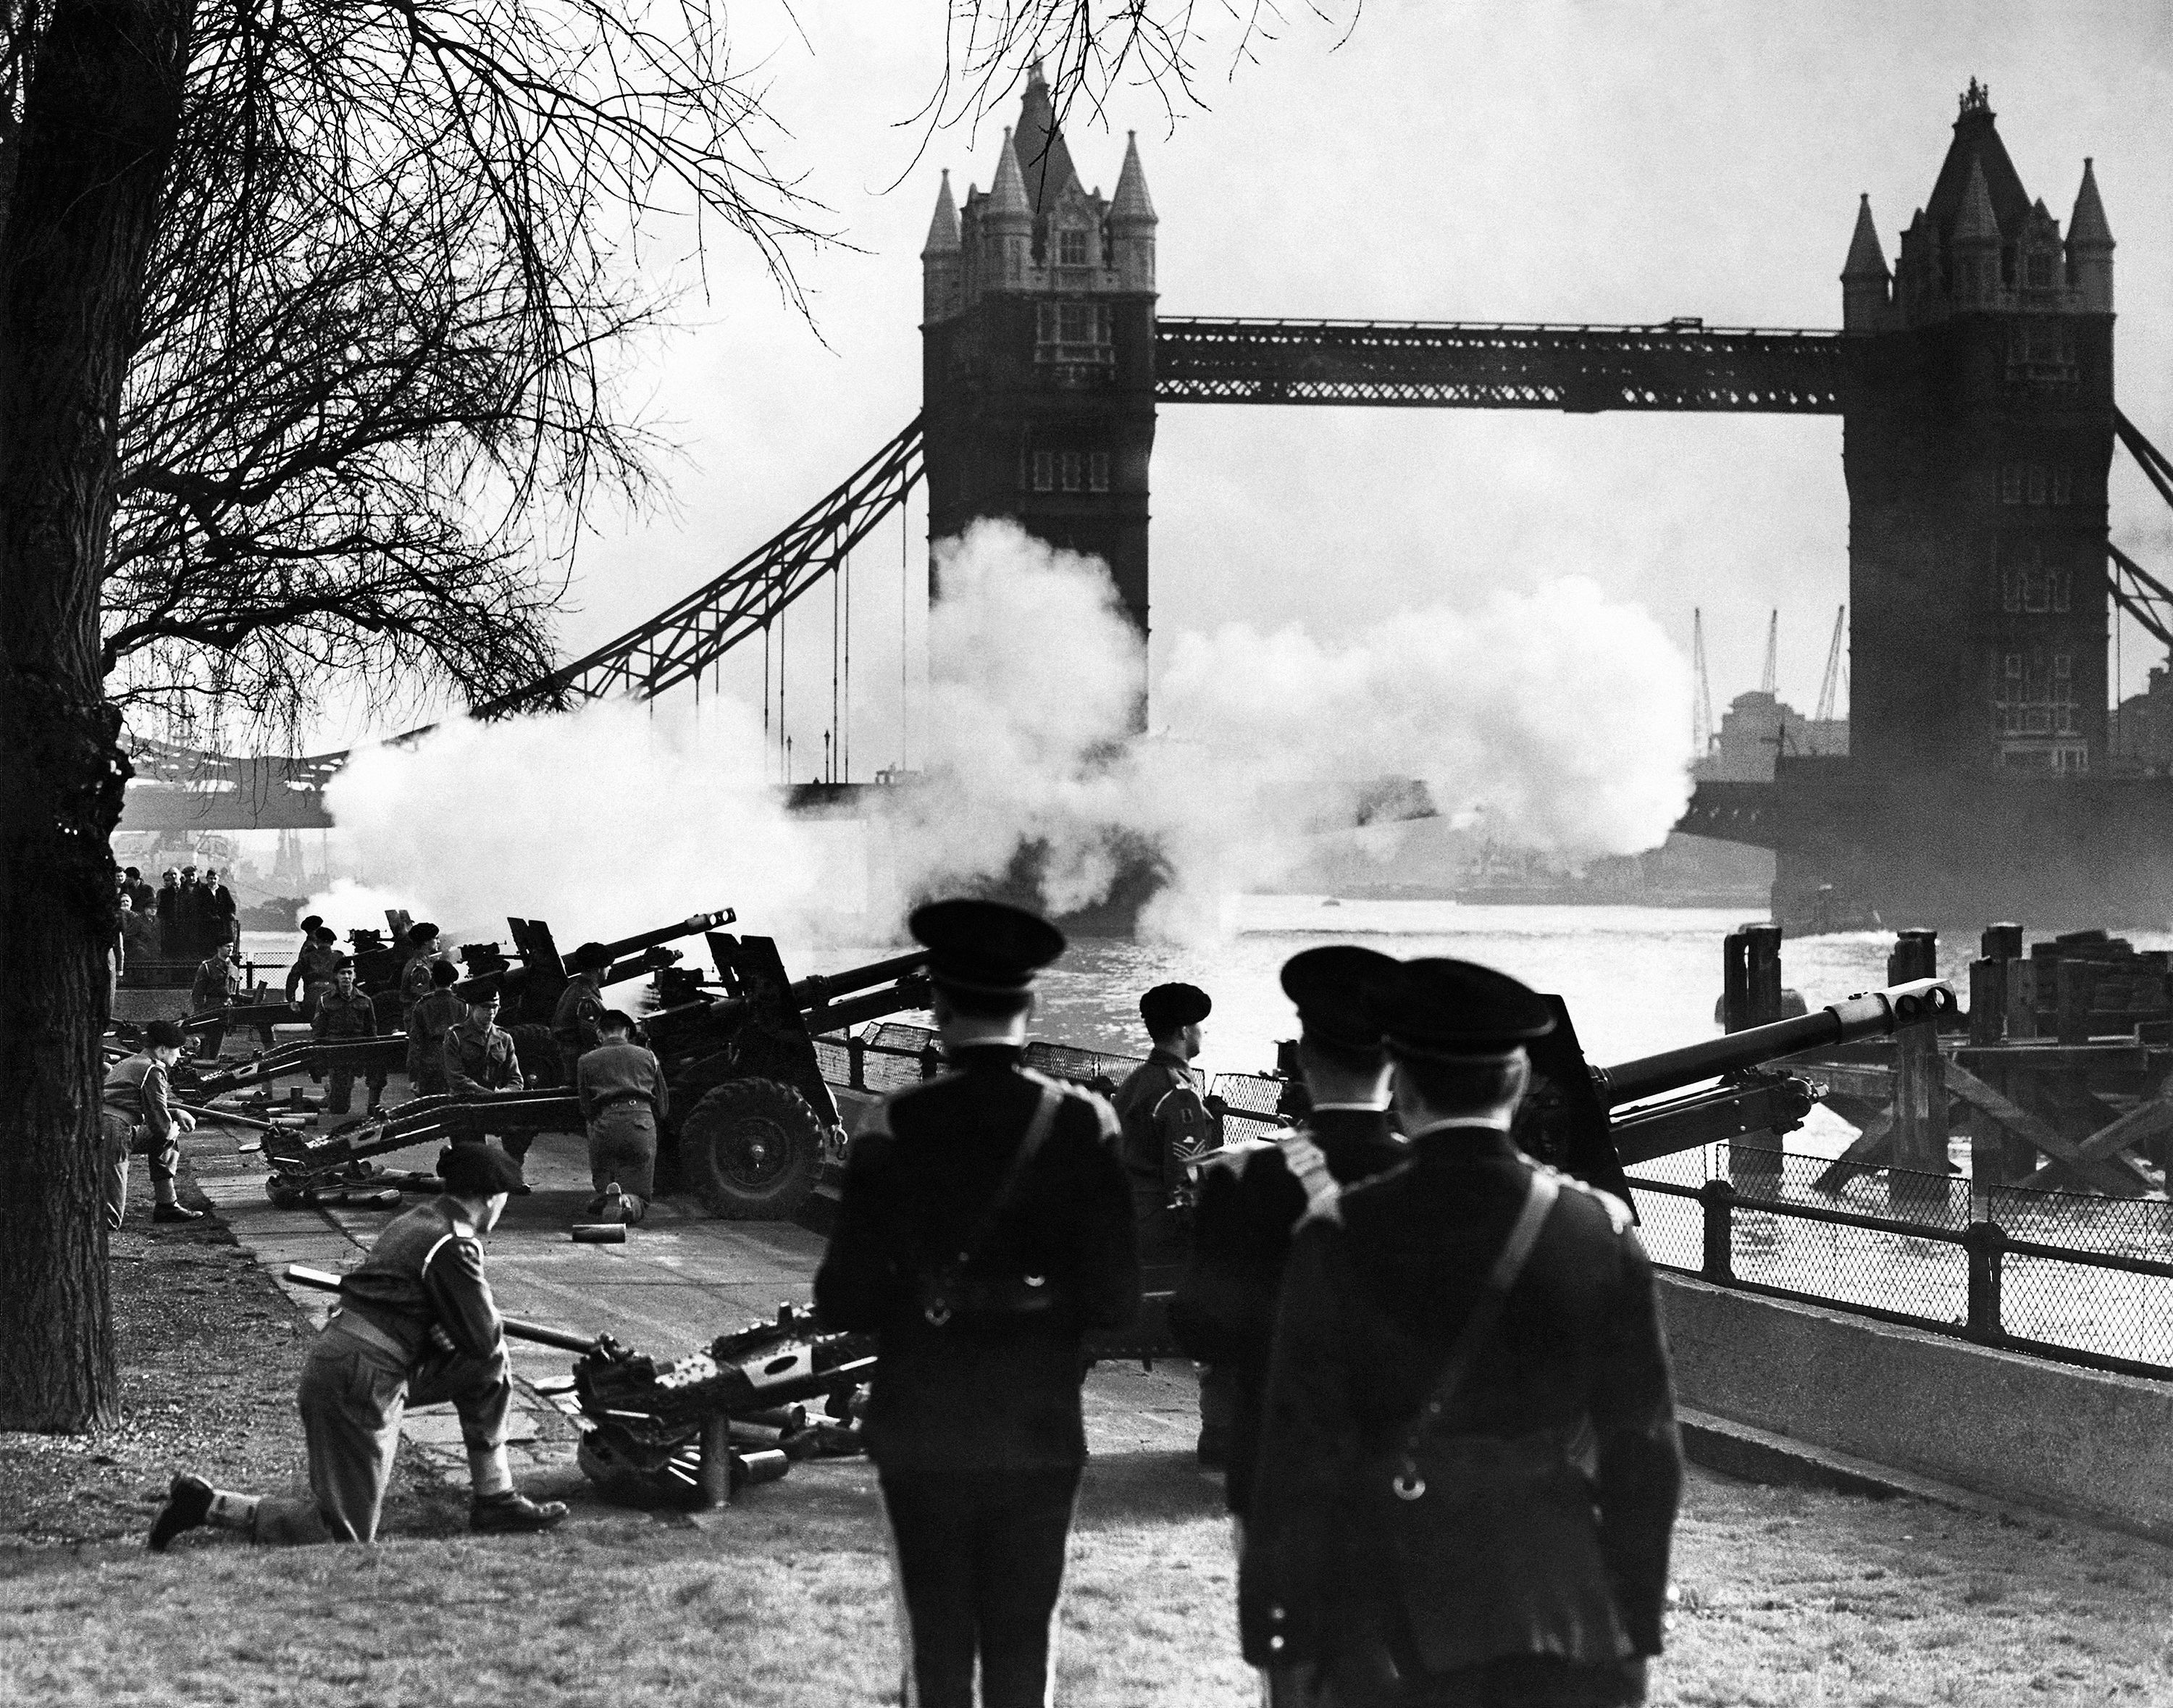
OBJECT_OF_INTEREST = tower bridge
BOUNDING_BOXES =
[122,72,2173,924]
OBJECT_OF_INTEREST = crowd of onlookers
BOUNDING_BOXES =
[114,863,240,968]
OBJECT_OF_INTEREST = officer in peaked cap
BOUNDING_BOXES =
[816,898,1139,1708]
[1172,946,1410,1543]
[1242,958,1682,1708]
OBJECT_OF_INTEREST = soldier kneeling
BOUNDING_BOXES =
[575,1008,668,1225]
[148,1144,568,1549]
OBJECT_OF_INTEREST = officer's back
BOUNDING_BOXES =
[1242,958,1680,1707]
[818,1047,1137,1468]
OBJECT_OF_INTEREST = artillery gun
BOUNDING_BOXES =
[285,1267,868,1507]
[1091,976,1959,1365]
[245,928,931,1219]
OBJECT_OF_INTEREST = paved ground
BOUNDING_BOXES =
[183,1076,1202,1486]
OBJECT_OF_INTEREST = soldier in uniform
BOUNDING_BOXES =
[815,899,1139,1708]
[282,913,325,1005]
[190,945,243,1061]
[575,1008,668,1224]
[550,942,611,1087]
[1173,946,1408,1539]
[288,926,342,1019]
[1110,979,1229,1463]
[102,1020,206,1229]
[396,921,446,1033]
[1242,960,1682,1708]
[314,959,387,1116]
[147,1142,567,1549]
[443,989,529,1184]
[406,960,467,1097]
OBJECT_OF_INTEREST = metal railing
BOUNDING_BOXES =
[1629,1150,2173,1380]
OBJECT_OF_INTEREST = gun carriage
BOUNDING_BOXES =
[286,1267,870,1508]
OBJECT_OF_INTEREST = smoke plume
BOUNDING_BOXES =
[314,521,1691,947]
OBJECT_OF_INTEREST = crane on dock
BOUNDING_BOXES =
[1813,605,1846,752]
[1692,608,1715,762]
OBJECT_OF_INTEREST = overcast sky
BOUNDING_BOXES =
[333,0,2173,771]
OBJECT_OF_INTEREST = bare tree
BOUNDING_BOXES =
[0,0,819,1431]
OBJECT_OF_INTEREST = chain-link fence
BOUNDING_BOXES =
[1628,1148,2173,1377]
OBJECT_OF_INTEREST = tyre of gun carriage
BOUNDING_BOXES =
[677,1076,824,1221]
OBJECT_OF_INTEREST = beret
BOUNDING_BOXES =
[564,941,613,974]
[408,921,440,945]
[1280,946,1401,1052]
[1364,958,1557,1060]
[430,960,461,987]
[301,916,324,932]
[910,897,1065,994]
[144,1019,187,1049]
[435,1144,526,1197]
[1140,981,1212,1035]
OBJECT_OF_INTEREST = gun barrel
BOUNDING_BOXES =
[285,1264,598,1354]
[787,951,931,1009]
[805,978,931,1036]
[594,910,737,963]
[1595,978,1954,1108]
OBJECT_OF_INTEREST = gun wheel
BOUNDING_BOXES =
[507,1022,561,1088]
[679,1077,822,1221]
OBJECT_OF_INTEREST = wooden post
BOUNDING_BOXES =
[2004,953,2040,1041]
[1727,925,1784,1179]
[1721,929,1752,1034]
[1967,958,2006,1046]
[1890,1013,1950,1205]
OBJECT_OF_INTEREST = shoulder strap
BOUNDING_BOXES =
[1281,1126,1342,1228]
[1404,1168,1561,1448]
[955,1079,1063,1265]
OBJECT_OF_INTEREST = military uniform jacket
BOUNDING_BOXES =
[550,977,605,1052]
[408,989,466,1050]
[192,956,240,1011]
[443,1019,524,1095]
[1109,1049,1218,1200]
[577,1042,669,1123]
[1171,1106,1407,1515]
[1240,1126,1681,1675]
[314,987,379,1041]
[813,1046,1141,1474]
[336,1196,506,1368]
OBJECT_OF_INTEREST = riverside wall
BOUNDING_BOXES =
[1656,1273,2173,1544]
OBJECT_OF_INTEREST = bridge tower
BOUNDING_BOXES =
[920,65,1159,635]
[1841,81,2115,780]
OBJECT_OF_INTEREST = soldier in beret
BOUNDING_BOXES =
[406,959,467,1097]
[1242,959,1681,1708]
[148,1142,567,1549]
[314,958,386,1116]
[551,942,611,1087]
[102,1019,204,1229]
[396,921,447,1034]
[1172,946,1409,1546]
[816,899,1139,1708]
[1112,979,1228,1462]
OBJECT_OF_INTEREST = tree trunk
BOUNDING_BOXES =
[0,0,193,1431]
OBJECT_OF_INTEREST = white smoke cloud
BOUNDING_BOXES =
[880,520,1692,936]
[317,695,840,952]
[314,520,1691,950]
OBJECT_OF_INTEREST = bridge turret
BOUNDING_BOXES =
[922,80,1160,652]
[1840,194,1891,331]
[981,127,1034,290]
[921,169,962,325]
[2067,158,2114,312]
[1106,131,1157,293]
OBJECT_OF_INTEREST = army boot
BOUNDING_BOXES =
[470,1490,569,1535]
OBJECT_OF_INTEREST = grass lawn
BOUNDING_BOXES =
[5,1162,2173,1705]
